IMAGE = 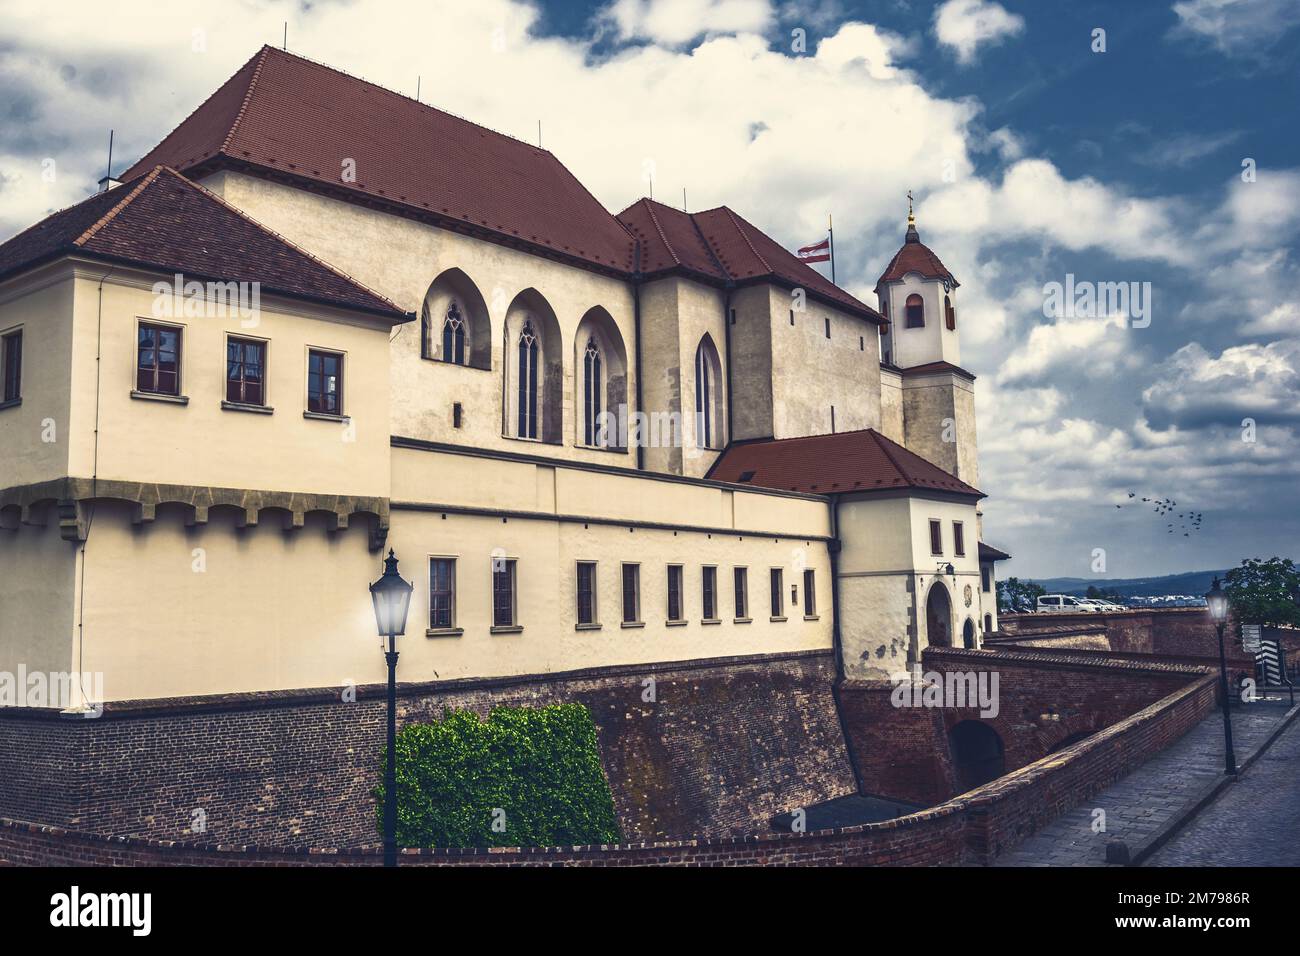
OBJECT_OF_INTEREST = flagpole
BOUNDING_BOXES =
[828,213,836,285]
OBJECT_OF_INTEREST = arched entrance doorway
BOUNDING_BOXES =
[962,618,976,649]
[949,720,1005,792]
[925,582,952,647]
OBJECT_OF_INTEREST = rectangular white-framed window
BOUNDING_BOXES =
[225,333,269,408]
[491,557,518,631]
[621,563,641,625]
[135,319,184,397]
[576,560,598,627]
[667,565,685,623]
[702,566,718,622]
[770,568,785,620]
[306,346,345,417]
[1,327,22,406]
[733,567,749,621]
[429,557,457,632]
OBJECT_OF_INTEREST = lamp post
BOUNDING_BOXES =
[370,549,414,867]
[1204,577,1237,776]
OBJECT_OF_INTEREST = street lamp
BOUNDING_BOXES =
[370,549,414,867]
[1204,577,1237,776]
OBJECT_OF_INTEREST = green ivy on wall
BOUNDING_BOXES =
[374,703,621,848]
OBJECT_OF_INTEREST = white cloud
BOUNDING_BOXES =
[602,0,775,45]
[998,315,1143,385]
[1142,339,1300,428]
[933,0,1025,65]
[1170,0,1300,57]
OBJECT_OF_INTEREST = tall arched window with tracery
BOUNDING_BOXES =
[517,320,539,439]
[442,301,466,365]
[583,336,603,446]
[695,335,722,450]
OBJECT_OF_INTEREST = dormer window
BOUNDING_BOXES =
[906,294,925,329]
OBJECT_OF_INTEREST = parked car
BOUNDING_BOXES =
[1036,594,1091,613]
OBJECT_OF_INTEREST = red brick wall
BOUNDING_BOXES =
[0,650,855,847]
[0,659,1217,867]
[838,647,1209,805]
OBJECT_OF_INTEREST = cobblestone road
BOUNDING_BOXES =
[1146,702,1300,867]
[995,694,1297,867]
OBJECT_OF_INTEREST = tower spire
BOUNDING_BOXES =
[905,189,919,243]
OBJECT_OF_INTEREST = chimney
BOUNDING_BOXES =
[97,175,122,194]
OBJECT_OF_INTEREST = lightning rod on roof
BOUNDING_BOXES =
[105,129,114,182]
[683,188,687,212]
[283,22,287,50]
[417,76,421,101]
[538,120,542,148]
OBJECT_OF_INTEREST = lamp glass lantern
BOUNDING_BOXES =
[370,549,414,637]
[1205,576,1229,625]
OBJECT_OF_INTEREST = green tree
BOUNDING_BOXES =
[374,703,621,849]
[1224,557,1300,628]
[998,577,1045,612]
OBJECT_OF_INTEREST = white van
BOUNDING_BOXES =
[1036,594,1089,613]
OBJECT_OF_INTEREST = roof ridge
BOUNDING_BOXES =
[720,206,772,273]
[261,44,550,156]
[154,166,406,314]
[219,45,271,156]
[687,210,731,280]
[640,200,681,267]
[867,429,912,483]
[73,168,166,247]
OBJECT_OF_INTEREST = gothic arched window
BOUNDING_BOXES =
[517,320,539,439]
[944,295,956,331]
[442,301,466,365]
[906,293,925,328]
[695,335,722,450]
[583,337,603,446]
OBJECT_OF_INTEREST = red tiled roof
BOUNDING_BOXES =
[616,199,882,322]
[979,542,1011,561]
[706,428,984,498]
[123,46,637,273]
[0,166,407,320]
[875,226,957,293]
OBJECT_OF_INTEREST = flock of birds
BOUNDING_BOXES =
[1115,493,1204,536]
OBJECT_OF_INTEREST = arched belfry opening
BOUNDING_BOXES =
[925,581,952,648]
[949,720,1005,793]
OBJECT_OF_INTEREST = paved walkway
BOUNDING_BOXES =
[995,693,1297,867]
[1146,703,1300,866]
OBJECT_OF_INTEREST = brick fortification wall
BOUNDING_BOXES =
[0,660,1217,866]
[0,650,855,848]
[838,647,1205,805]
[999,608,1252,663]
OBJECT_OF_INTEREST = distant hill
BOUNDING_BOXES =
[1029,569,1229,598]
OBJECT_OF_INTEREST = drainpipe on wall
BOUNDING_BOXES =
[826,495,866,794]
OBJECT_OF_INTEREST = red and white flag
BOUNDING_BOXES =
[797,236,831,264]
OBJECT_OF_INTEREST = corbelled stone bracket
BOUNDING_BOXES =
[0,478,390,553]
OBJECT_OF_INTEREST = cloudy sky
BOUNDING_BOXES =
[2,0,1298,580]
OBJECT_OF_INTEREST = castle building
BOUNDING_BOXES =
[0,46,1007,708]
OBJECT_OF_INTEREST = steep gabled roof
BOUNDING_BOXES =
[616,199,883,322]
[0,166,407,320]
[124,46,637,273]
[979,542,1011,562]
[706,428,983,498]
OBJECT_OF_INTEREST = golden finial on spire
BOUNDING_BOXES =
[907,189,915,226]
